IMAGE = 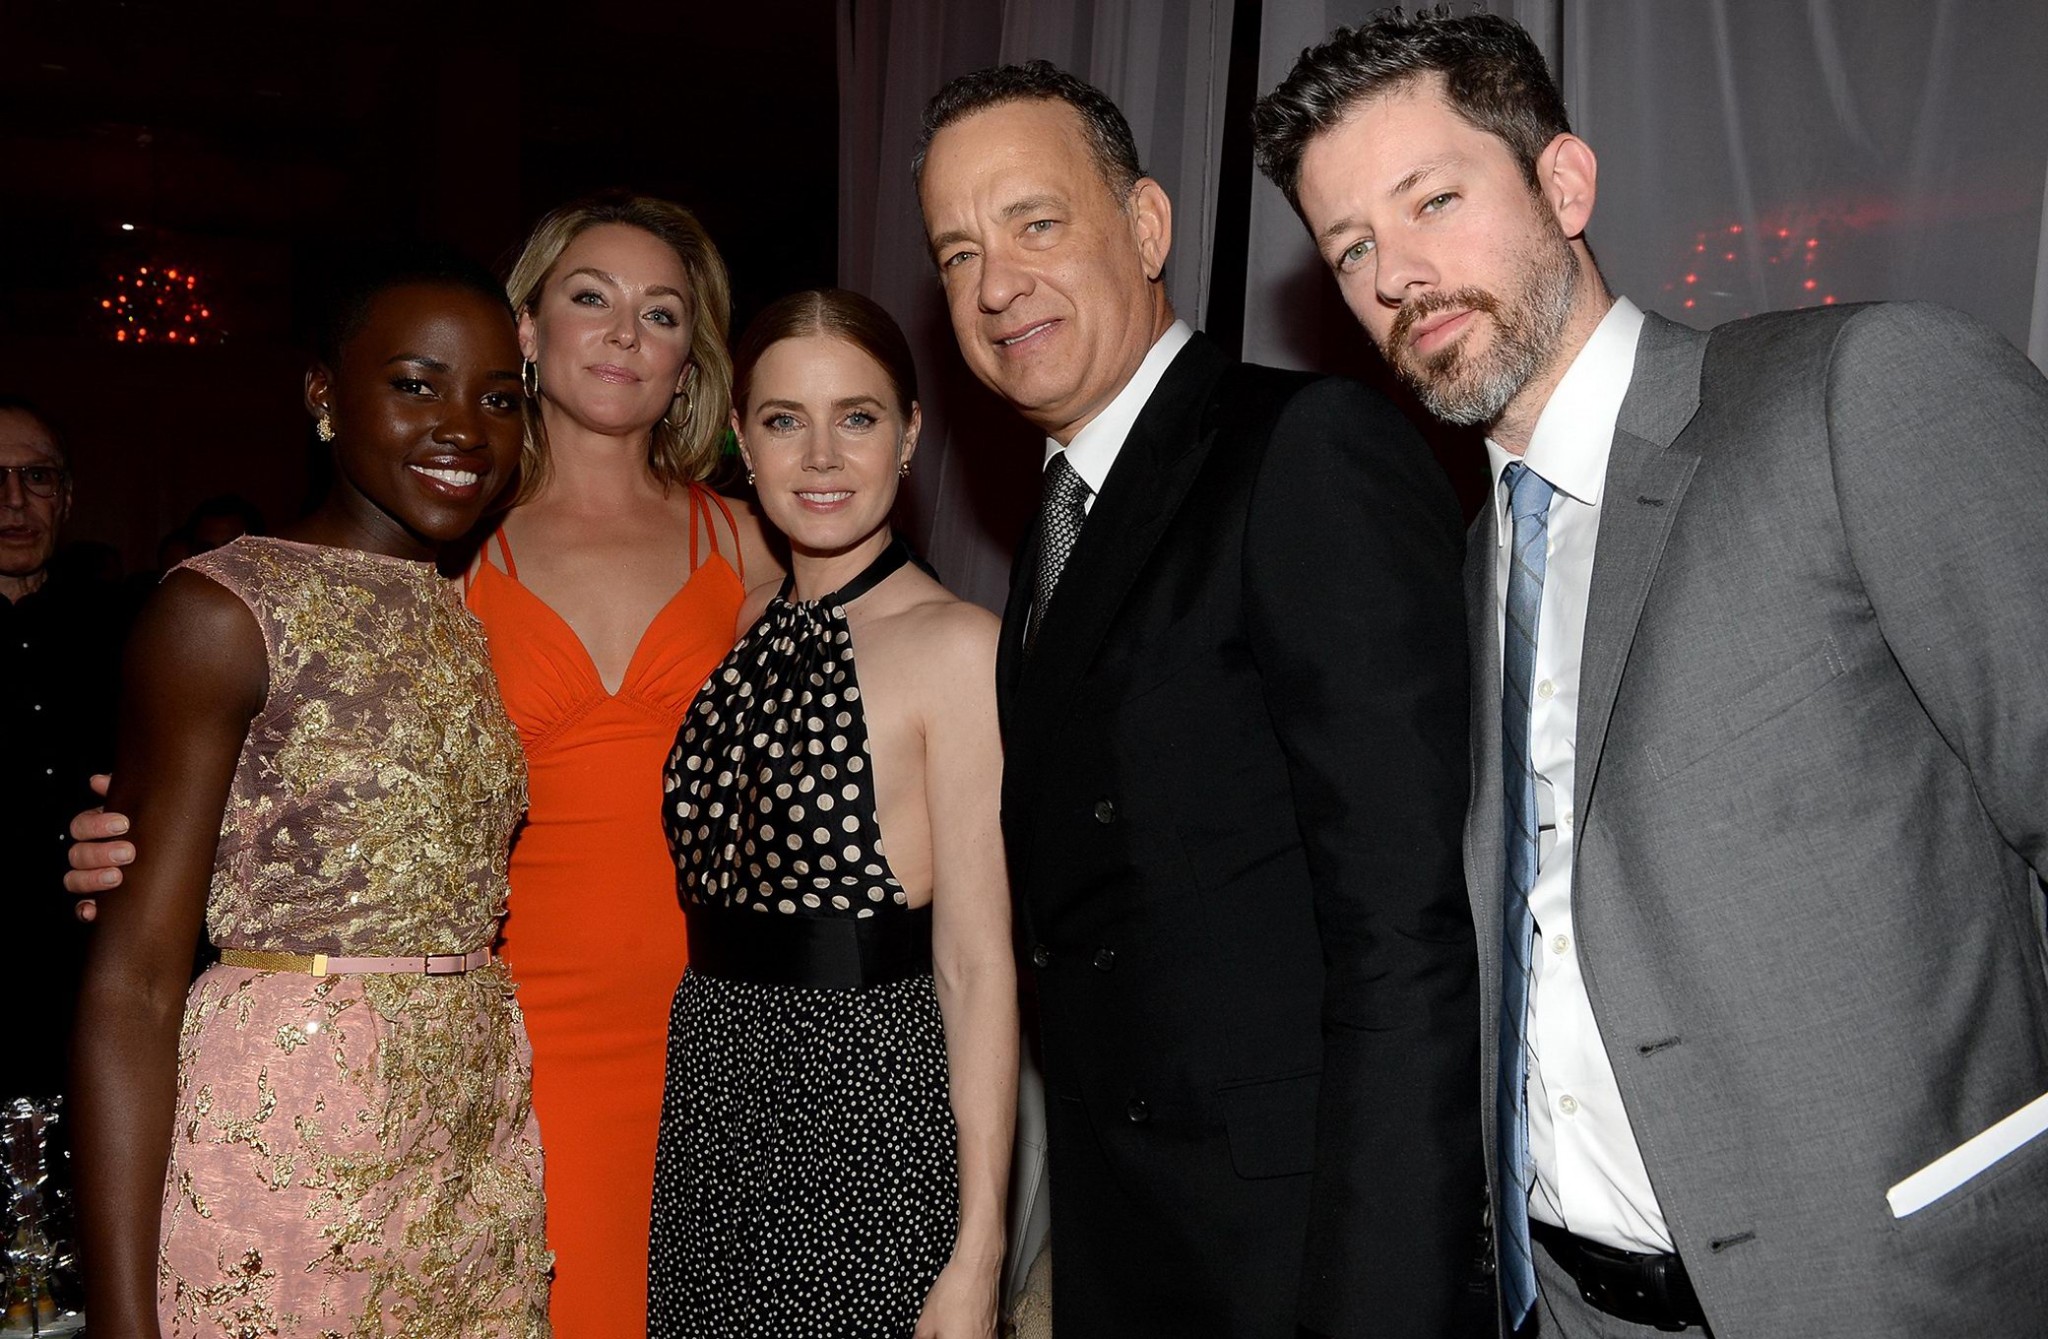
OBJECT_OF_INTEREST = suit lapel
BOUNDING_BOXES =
[1574,313,1710,820]
[994,517,1037,729]
[1012,335,1231,710]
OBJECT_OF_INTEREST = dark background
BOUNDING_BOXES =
[0,0,842,571]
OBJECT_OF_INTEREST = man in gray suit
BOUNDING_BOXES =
[1253,11,2048,1338]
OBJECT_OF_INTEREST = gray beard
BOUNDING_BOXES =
[1392,231,1579,428]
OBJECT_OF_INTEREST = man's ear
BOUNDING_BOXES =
[1129,177,1174,281]
[1538,133,1598,240]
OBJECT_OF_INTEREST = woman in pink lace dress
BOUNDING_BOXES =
[71,251,551,1338]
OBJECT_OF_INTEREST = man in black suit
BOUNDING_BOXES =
[915,62,1481,1337]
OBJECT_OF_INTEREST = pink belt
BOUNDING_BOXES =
[217,946,493,977]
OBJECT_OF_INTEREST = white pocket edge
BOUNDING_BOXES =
[1887,1088,2048,1218]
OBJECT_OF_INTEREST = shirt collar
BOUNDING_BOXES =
[1483,297,1646,546]
[1042,320,1194,491]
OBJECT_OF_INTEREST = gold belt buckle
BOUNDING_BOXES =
[310,953,330,977]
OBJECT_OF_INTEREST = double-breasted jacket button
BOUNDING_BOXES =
[1092,947,1116,971]
[1030,944,1052,968]
[1091,798,1117,824]
[1125,1097,1151,1124]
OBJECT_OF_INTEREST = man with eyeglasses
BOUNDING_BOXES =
[2,394,112,1105]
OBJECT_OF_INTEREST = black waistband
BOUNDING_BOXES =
[684,901,933,989]
[1529,1221,1708,1333]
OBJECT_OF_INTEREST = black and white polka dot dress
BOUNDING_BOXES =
[648,538,959,1338]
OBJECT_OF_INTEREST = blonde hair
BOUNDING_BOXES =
[505,194,733,500]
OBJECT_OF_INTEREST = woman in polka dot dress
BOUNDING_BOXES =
[649,290,1017,1338]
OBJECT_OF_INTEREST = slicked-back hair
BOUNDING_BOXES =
[1252,7,1570,213]
[913,59,1146,204]
[732,289,920,421]
[311,242,510,369]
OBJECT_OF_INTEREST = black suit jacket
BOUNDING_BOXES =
[998,333,1480,1337]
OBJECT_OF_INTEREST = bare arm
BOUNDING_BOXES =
[915,604,1016,1339]
[71,571,265,1339]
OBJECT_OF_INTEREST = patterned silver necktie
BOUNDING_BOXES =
[1028,452,1091,652]
[1498,459,1556,1328]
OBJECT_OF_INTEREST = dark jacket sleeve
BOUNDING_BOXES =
[1243,376,1483,1336]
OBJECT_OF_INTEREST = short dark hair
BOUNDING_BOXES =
[310,242,511,367]
[913,59,1145,202]
[733,289,918,419]
[1252,7,1570,213]
[0,394,64,467]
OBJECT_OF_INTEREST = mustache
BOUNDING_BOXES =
[1388,287,1504,353]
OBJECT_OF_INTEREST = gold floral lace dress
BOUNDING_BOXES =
[157,537,549,1338]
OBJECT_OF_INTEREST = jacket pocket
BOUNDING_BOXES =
[1221,1070,1321,1180]
[1646,635,1848,782]
[1887,1088,2048,1217]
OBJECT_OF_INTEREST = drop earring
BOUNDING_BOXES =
[315,413,336,443]
[897,459,912,478]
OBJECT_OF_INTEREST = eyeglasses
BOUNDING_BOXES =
[0,466,68,499]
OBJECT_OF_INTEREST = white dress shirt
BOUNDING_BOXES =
[1485,297,1675,1254]
[1041,320,1193,513]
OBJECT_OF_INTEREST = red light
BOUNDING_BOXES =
[1684,273,1698,285]
[1723,252,1736,262]
[186,277,196,289]
[1684,298,1696,309]
[167,268,179,279]
[138,328,149,337]
[1823,295,1836,305]
[1805,238,1818,248]
[1695,243,1706,253]
[100,299,112,309]
[1777,228,1790,239]
[1729,224,1743,234]
[116,330,128,342]
[1803,279,1818,291]
[200,307,210,318]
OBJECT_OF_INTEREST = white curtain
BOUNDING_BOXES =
[1243,0,2048,373]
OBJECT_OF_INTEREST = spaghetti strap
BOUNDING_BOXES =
[694,486,745,584]
[493,528,520,580]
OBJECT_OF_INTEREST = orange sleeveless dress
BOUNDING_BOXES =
[466,486,745,1338]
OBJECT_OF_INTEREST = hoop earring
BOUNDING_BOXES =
[520,359,539,400]
[315,414,336,443]
[671,365,697,423]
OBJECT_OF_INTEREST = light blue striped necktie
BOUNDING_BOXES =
[1498,459,1556,1328]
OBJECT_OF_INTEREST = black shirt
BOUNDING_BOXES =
[1,575,119,1099]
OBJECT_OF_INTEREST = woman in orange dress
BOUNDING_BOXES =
[469,195,775,1335]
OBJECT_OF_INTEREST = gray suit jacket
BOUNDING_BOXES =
[1466,302,2048,1337]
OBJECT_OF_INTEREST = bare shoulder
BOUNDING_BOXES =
[883,570,1000,671]
[735,576,780,638]
[126,568,268,713]
[712,491,785,584]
